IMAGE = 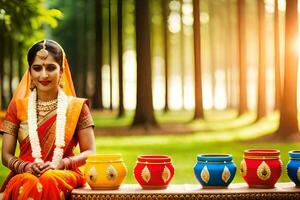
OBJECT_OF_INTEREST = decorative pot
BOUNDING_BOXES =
[84,154,127,190]
[240,149,282,188]
[134,155,174,189]
[287,150,300,187]
[194,154,236,188]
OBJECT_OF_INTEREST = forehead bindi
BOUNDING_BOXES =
[32,54,58,66]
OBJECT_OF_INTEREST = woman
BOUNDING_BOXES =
[0,40,96,199]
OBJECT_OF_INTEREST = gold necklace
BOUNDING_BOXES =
[37,99,58,113]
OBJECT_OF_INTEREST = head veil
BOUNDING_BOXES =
[9,40,76,107]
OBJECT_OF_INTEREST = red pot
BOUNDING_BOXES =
[240,149,282,188]
[134,155,175,189]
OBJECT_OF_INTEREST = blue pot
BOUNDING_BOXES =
[194,154,236,188]
[287,150,300,186]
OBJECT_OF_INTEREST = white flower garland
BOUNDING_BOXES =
[28,88,70,168]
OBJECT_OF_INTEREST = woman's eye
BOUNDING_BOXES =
[32,66,42,71]
[47,65,57,71]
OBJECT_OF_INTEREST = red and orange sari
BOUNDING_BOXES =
[0,55,94,199]
[0,97,94,199]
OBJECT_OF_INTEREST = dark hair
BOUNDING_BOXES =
[27,40,63,68]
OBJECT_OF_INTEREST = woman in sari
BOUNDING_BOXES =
[0,40,96,199]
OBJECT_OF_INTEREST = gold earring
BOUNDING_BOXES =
[59,78,64,88]
[30,80,36,90]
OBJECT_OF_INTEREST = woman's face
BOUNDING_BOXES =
[30,54,62,94]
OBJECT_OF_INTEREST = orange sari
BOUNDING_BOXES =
[0,97,93,199]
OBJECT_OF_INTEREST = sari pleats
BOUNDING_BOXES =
[3,170,85,200]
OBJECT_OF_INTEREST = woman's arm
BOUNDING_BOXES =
[72,126,96,167]
[1,133,17,168]
[2,133,43,175]
[50,126,96,171]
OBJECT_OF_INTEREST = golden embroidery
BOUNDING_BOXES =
[18,186,23,195]
[76,115,94,130]
[240,159,247,177]
[106,165,118,181]
[297,167,300,181]
[0,120,18,136]
[222,166,231,183]
[257,161,271,181]
[89,166,98,182]
[37,182,43,193]
[141,166,151,183]
[200,166,210,183]
[162,166,171,183]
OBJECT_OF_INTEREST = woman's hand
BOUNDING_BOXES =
[25,162,54,176]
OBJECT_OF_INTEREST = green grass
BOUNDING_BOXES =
[0,110,297,187]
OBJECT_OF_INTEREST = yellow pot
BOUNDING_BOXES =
[84,154,127,190]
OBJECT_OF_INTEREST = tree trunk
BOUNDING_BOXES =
[162,0,169,112]
[75,1,84,97]
[117,0,125,117]
[17,41,24,82]
[256,0,266,120]
[82,0,88,98]
[208,1,216,109]
[0,23,4,110]
[132,0,157,127]
[225,0,234,109]
[237,0,247,115]
[8,37,13,100]
[180,0,185,110]
[109,0,113,110]
[93,0,104,109]
[274,0,281,110]
[276,0,299,138]
[193,0,204,119]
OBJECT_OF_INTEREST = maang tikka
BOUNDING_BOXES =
[36,40,49,59]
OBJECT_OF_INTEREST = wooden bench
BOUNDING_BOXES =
[71,182,300,200]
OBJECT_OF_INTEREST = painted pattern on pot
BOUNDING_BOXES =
[194,154,236,188]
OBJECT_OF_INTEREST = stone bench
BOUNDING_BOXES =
[71,182,300,200]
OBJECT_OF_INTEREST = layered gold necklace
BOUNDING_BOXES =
[37,99,58,113]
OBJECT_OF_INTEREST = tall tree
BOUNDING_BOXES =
[237,0,247,115]
[0,20,5,110]
[8,37,13,100]
[208,0,216,109]
[17,41,25,82]
[117,0,125,117]
[225,0,234,109]
[132,0,157,127]
[93,0,104,109]
[274,0,281,110]
[256,0,266,120]
[162,0,169,112]
[276,0,299,138]
[193,0,204,119]
[180,0,185,109]
[109,0,113,110]
[82,0,88,98]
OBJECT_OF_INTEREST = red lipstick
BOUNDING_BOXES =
[39,81,51,86]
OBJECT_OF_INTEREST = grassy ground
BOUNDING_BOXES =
[0,109,298,186]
